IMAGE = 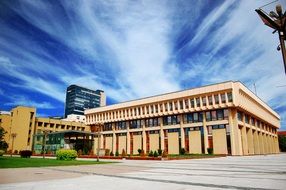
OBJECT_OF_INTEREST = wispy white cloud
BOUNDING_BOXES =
[5,95,55,109]
[0,0,285,129]
[0,56,65,102]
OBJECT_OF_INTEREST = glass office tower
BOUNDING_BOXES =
[65,85,105,117]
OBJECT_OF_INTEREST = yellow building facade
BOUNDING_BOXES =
[0,106,87,152]
[85,81,280,156]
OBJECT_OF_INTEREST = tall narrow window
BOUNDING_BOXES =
[193,113,198,122]
[227,92,233,102]
[174,101,178,110]
[169,102,173,111]
[245,115,249,124]
[211,110,217,121]
[190,98,195,108]
[214,95,219,104]
[179,100,183,110]
[223,109,229,120]
[196,97,200,107]
[206,111,211,121]
[202,97,206,106]
[150,105,153,114]
[208,96,213,105]
[221,93,226,103]
[217,109,223,120]
[237,111,242,121]
[185,99,189,109]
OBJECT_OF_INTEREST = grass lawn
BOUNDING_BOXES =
[0,157,114,168]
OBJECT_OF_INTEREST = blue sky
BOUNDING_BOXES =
[0,0,285,129]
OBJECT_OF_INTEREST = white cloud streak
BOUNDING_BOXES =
[0,0,285,129]
[5,95,55,109]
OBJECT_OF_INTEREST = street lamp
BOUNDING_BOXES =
[96,124,103,162]
[256,3,286,74]
[10,133,17,157]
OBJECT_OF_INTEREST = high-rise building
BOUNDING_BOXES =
[65,85,106,117]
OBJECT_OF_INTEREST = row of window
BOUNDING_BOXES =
[37,122,85,131]
[88,92,233,123]
[206,109,228,121]
[102,109,229,131]
[237,111,277,134]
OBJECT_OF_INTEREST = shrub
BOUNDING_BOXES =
[56,149,77,161]
[153,150,159,157]
[14,150,18,154]
[157,149,162,156]
[148,150,154,157]
[207,148,213,154]
[121,149,126,157]
[83,147,89,155]
[115,151,119,156]
[180,148,186,155]
[77,149,82,156]
[137,149,142,154]
[105,149,110,156]
[110,151,114,156]
[0,150,4,156]
[20,150,32,158]
[140,149,145,157]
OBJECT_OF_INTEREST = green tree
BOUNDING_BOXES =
[278,135,286,152]
[0,127,8,151]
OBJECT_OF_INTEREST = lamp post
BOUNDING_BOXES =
[96,124,102,162]
[10,133,17,157]
[256,3,286,74]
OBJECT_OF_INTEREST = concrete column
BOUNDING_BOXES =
[246,128,254,155]
[259,132,265,154]
[267,135,272,154]
[142,120,146,152]
[253,130,260,154]
[241,116,248,155]
[159,117,165,151]
[126,122,130,155]
[180,115,185,149]
[112,124,116,154]
[100,133,104,149]
[264,134,269,154]
[271,136,275,154]
[268,134,272,154]
[202,112,208,154]
[228,108,242,155]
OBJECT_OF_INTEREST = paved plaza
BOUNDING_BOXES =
[0,154,286,190]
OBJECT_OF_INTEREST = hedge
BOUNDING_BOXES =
[56,149,78,161]
[20,150,32,158]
